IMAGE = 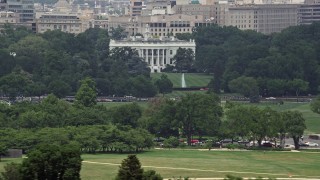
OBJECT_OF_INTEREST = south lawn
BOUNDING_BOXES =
[80,149,320,180]
[1,147,319,179]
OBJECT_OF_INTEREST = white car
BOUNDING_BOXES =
[266,97,276,100]
[284,144,295,149]
[305,142,319,147]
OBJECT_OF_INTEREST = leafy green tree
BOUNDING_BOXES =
[129,75,157,97]
[142,98,179,138]
[116,154,143,180]
[228,76,259,103]
[163,136,180,149]
[282,111,306,149]
[0,144,8,162]
[0,49,15,77]
[0,70,31,100]
[112,103,142,128]
[75,77,97,107]
[175,33,193,41]
[110,26,127,40]
[155,74,173,96]
[26,82,46,98]
[310,96,320,114]
[176,93,223,145]
[173,48,195,72]
[21,144,82,180]
[287,79,309,97]
[142,170,163,180]
[0,163,22,180]
[48,80,71,98]
[9,35,50,73]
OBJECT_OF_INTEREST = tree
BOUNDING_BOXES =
[142,98,179,138]
[128,75,157,98]
[287,79,309,97]
[112,103,142,128]
[282,111,306,150]
[0,70,31,100]
[48,80,71,98]
[310,96,320,114]
[20,144,82,180]
[163,136,180,149]
[142,170,163,180]
[1,163,22,180]
[110,26,127,40]
[75,77,97,107]
[115,154,144,180]
[176,93,223,145]
[154,74,173,96]
[228,76,260,103]
[173,48,195,72]
[0,144,8,162]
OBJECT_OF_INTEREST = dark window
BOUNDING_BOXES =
[134,2,142,6]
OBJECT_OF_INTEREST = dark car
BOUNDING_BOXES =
[262,142,274,147]
[299,142,309,147]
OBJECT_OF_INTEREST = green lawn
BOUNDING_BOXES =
[151,73,212,88]
[80,150,320,179]
[98,102,149,109]
[1,148,320,179]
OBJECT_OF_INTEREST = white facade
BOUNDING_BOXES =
[109,37,196,73]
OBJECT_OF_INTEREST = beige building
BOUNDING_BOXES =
[108,13,211,37]
[35,13,85,34]
[298,0,320,25]
[34,0,93,34]
[109,37,196,73]
[227,4,298,34]
[174,4,216,20]
[0,11,18,24]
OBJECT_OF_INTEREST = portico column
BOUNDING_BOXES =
[162,49,165,66]
[146,49,149,64]
[157,49,160,68]
[151,48,154,68]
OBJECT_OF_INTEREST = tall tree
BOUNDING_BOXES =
[20,144,82,180]
[0,144,8,162]
[75,77,97,107]
[228,76,260,103]
[176,93,223,145]
[310,96,320,114]
[115,154,143,180]
[154,74,173,96]
[283,111,306,150]
[173,48,195,72]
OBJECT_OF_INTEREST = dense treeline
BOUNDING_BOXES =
[193,23,320,97]
[0,125,153,153]
[2,24,320,99]
[0,25,156,99]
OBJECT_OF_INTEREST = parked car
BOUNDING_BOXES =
[262,142,274,147]
[284,144,295,149]
[305,142,319,147]
[299,142,309,147]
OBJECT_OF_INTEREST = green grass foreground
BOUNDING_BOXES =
[151,73,212,88]
[1,149,320,179]
[81,149,320,179]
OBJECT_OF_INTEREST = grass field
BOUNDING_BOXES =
[81,149,320,179]
[151,73,212,88]
[1,148,320,179]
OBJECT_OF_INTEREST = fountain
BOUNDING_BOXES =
[181,73,186,88]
